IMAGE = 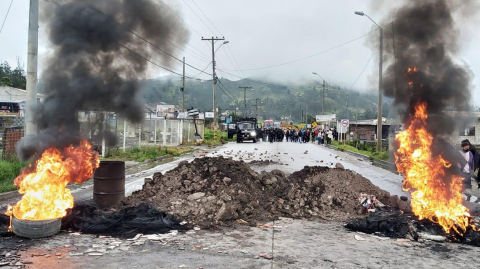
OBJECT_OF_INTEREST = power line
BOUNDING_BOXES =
[190,0,223,37]
[222,29,378,72]
[157,0,203,38]
[216,69,287,89]
[0,0,14,34]
[218,79,239,102]
[129,30,211,75]
[182,0,216,36]
[191,62,213,78]
[217,81,237,103]
[226,45,247,78]
[348,42,379,90]
[118,42,200,80]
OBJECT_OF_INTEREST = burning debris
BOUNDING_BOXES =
[6,140,99,221]
[5,0,188,237]
[346,208,480,247]
[370,0,480,236]
[122,157,394,228]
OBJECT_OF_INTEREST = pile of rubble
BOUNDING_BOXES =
[122,157,393,228]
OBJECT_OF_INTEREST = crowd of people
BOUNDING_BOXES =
[265,127,339,145]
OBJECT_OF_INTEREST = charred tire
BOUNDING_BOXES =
[12,217,61,239]
[253,139,257,143]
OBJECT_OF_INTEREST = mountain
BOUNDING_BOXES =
[140,77,394,123]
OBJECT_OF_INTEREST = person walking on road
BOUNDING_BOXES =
[462,139,480,188]
[459,140,475,190]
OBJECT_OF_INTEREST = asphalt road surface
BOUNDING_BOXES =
[6,141,480,269]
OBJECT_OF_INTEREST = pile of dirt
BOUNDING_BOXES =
[248,160,281,166]
[122,157,393,228]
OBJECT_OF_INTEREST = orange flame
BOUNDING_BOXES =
[395,102,472,234]
[8,139,99,221]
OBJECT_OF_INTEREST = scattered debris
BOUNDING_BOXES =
[123,157,393,228]
[354,234,366,241]
[62,203,188,237]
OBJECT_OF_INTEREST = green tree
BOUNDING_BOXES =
[0,77,13,87]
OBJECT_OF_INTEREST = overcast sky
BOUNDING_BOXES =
[1,0,479,104]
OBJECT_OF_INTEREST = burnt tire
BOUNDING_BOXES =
[12,217,61,239]
[253,139,257,143]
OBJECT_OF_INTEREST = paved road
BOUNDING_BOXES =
[209,141,406,197]
[0,140,407,210]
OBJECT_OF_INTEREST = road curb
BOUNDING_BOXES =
[326,145,398,173]
[0,190,20,202]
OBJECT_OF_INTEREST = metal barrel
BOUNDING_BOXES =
[93,161,125,208]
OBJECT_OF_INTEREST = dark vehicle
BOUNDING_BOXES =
[228,118,263,143]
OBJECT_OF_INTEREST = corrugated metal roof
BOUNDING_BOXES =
[0,86,45,101]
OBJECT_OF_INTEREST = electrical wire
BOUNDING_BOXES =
[221,29,378,72]
[0,0,14,34]
[182,0,216,36]
[191,62,213,78]
[190,0,223,37]
[226,45,247,78]
[216,69,287,89]
[118,42,200,80]
[157,0,203,38]
[128,30,212,76]
[348,42,379,90]
[217,82,236,103]
[218,79,239,102]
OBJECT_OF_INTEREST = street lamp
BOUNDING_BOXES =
[312,72,326,115]
[355,10,383,152]
[215,41,229,53]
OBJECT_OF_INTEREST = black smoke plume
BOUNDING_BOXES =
[379,0,474,137]
[17,0,188,161]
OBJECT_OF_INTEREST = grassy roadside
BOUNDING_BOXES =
[203,128,233,146]
[0,159,26,193]
[104,146,193,162]
[331,141,389,161]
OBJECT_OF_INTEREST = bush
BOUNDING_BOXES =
[0,159,26,193]
[105,146,191,162]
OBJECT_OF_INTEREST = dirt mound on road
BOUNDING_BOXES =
[122,157,392,228]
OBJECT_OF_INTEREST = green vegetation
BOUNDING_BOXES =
[105,146,193,162]
[331,141,389,161]
[203,128,233,146]
[141,77,393,124]
[0,159,27,193]
[0,61,27,89]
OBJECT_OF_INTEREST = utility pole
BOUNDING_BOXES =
[181,57,185,112]
[322,80,326,115]
[377,27,384,152]
[202,37,225,140]
[252,98,261,118]
[239,86,252,117]
[354,11,383,151]
[26,0,39,136]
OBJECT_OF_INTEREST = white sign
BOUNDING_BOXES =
[316,114,336,122]
[156,104,175,117]
[177,112,187,119]
[205,112,214,118]
[337,119,349,134]
[307,124,312,128]
[198,113,205,119]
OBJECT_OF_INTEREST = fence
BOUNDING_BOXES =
[0,116,24,159]
[0,112,205,158]
[79,112,205,154]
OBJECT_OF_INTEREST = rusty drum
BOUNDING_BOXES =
[93,161,125,208]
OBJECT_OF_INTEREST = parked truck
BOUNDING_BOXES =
[227,117,263,143]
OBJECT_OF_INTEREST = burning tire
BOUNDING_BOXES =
[12,217,61,239]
